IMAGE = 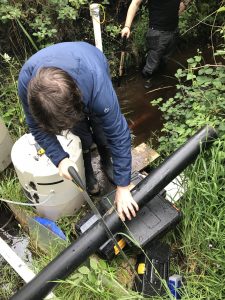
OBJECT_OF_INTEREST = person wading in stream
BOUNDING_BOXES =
[18,41,139,222]
[121,0,190,89]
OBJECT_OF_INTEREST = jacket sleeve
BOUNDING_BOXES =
[91,72,131,187]
[18,72,69,166]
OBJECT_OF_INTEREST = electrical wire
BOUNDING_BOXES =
[90,4,106,24]
[0,190,55,207]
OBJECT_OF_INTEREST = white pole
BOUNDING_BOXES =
[0,237,56,299]
[90,3,103,52]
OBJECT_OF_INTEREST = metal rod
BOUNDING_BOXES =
[10,126,217,300]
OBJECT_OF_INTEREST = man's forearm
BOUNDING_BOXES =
[124,0,143,29]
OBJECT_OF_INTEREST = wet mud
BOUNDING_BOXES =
[0,205,32,265]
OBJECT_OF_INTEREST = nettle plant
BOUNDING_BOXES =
[151,52,225,154]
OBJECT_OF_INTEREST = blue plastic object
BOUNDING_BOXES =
[34,216,66,240]
[168,274,182,299]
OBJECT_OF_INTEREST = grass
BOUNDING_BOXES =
[0,264,23,300]
[164,137,225,300]
[0,169,25,200]
[2,142,223,297]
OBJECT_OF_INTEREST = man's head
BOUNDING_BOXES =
[28,67,84,134]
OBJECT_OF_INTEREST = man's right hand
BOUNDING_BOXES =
[115,185,139,222]
[58,157,77,180]
[121,26,131,38]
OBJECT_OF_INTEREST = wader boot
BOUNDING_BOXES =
[97,146,115,185]
[142,70,154,89]
[83,149,100,195]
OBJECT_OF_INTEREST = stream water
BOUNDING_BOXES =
[116,44,214,146]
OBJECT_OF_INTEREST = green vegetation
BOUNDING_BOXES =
[0,264,23,299]
[1,1,223,74]
[176,140,225,299]
[0,54,26,138]
[0,1,224,299]
[151,53,225,152]
[150,7,225,299]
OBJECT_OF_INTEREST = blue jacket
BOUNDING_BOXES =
[18,42,131,186]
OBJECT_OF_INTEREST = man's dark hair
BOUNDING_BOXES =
[28,67,84,134]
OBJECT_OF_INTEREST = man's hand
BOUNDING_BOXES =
[179,1,186,14]
[121,0,142,38]
[115,185,139,222]
[58,157,77,180]
[121,26,131,38]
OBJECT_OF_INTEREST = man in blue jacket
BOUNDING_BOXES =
[18,41,138,221]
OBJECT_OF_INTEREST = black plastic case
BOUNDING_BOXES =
[133,241,171,297]
[75,172,181,260]
[125,193,181,248]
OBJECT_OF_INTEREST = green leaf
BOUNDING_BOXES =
[218,122,225,132]
[187,58,195,64]
[212,80,222,88]
[87,272,96,283]
[98,260,107,270]
[217,6,225,13]
[205,68,213,75]
[198,68,206,75]
[89,257,98,271]
[196,75,210,84]
[187,73,196,80]
[175,68,184,78]
[78,266,90,275]
[70,277,82,286]
[194,55,202,62]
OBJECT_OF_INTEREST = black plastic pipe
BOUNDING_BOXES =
[11,126,217,300]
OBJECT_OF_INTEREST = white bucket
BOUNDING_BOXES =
[11,132,85,220]
[0,118,13,172]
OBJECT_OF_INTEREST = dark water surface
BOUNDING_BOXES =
[117,72,170,146]
[116,45,214,146]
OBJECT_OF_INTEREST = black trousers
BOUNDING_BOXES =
[71,115,108,151]
[143,27,179,76]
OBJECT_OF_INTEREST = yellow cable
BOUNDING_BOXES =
[91,4,106,24]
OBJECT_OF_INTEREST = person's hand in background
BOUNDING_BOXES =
[121,26,131,38]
